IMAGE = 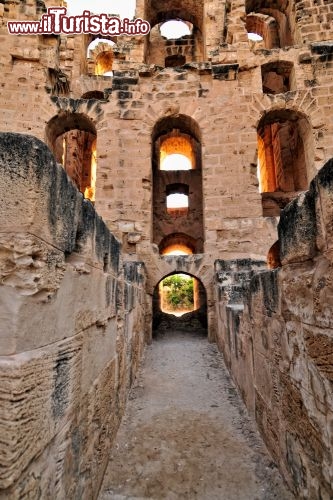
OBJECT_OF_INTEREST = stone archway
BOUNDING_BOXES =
[45,112,97,201]
[142,253,216,344]
[144,0,205,65]
[257,109,313,216]
[152,271,208,338]
[245,0,294,48]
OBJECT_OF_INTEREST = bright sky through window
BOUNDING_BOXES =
[160,20,191,39]
[161,154,192,171]
[248,32,264,41]
[67,0,136,19]
[167,193,189,209]
[164,249,189,256]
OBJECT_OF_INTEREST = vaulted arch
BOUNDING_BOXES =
[145,0,204,66]
[245,0,294,48]
[46,112,97,202]
[152,271,208,336]
[257,109,313,216]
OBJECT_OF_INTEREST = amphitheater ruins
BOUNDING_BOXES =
[0,0,333,497]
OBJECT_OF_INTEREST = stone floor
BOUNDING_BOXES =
[99,329,294,500]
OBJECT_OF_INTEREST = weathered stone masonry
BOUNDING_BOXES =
[0,133,147,499]
[215,159,333,499]
[0,0,333,497]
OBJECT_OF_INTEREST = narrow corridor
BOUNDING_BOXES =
[99,330,293,500]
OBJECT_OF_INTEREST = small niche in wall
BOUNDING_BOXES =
[81,91,105,100]
[261,61,294,94]
[165,54,186,68]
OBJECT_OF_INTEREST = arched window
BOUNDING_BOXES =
[159,233,196,255]
[46,113,97,202]
[152,272,208,334]
[145,0,204,66]
[246,14,279,49]
[257,110,313,216]
[86,38,115,76]
[152,115,204,253]
[160,135,195,170]
[245,0,294,48]
[161,152,192,170]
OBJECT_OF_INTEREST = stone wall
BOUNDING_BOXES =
[0,3,332,335]
[0,2,333,493]
[0,133,147,499]
[215,158,333,499]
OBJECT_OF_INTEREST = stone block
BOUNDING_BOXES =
[280,262,315,325]
[278,188,316,265]
[313,158,333,251]
[0,335,82,490]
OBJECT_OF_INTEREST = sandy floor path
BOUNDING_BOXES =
[99,330,294,500]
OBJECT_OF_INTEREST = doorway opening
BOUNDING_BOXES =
[153,273,207,337]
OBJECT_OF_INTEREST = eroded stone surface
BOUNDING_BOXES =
[0,136,148,498]
[215,171,333,498]
[0,0,333,497]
